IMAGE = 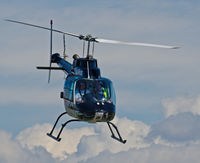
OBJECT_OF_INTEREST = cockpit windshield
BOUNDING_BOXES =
[75,79,116,104]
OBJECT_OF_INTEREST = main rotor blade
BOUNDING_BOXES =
[5,19,180,49]
[95,38,179,49]
[5,19,80,38]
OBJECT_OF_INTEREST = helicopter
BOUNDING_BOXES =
[5,19,179,144]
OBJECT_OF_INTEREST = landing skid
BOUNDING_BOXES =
[107,121,127,144]
[47,111,126,144]
[47,111,80,142]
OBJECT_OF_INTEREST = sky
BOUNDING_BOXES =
[0,0,200,162]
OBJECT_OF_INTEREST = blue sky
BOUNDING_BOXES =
[1,0,200,162]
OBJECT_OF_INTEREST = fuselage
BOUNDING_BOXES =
[52,53,116,123]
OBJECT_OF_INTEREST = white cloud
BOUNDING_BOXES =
[15,117,150,161]
[84,144,200,163]
[16,123,95,160]
[79,113,200,163]
[0,131,54,163]
[1,114,200,163]
[65,117,150,162]
[162,95,200,117]
[0,117,150,162]
[148,112,200,143]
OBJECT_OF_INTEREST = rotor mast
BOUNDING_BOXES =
[78,34,96,58]
[87,40,90,58]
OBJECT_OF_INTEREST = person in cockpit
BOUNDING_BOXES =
[94,81,108,101]
[75,82,86,103]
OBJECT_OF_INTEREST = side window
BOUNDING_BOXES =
[64,79,74,101]
[110,82,116,105]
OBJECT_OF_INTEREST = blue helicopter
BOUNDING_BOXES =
[5,19,179,144]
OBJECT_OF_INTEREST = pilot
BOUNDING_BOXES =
[75,82,86,103]
[75,82,85,102]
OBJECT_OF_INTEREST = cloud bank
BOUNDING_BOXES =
[162,95,200,117]
[1,107,200,163]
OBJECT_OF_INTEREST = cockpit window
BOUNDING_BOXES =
[75,79,115,104]
[64,78,75,101]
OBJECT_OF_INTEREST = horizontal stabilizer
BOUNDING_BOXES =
[37,66,64,70]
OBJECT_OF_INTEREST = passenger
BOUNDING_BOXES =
[95,81,108,100]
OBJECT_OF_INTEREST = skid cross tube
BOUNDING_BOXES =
[107,121,127,144]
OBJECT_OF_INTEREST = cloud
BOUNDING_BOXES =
[15,117,150,161]
[162,95,200,117]
[1,95,197,163]
[79,113,200,163]
[1,114,200,163]
[16,123,95,160]
[0,117,150,162]
[84,144,200,163]
[0,131,55,163]
[65,117,150,162]
[148,112,200,143]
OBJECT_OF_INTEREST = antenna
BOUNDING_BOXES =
[48,19,53,83]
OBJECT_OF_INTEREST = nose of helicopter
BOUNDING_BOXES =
[77,102,115,122]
